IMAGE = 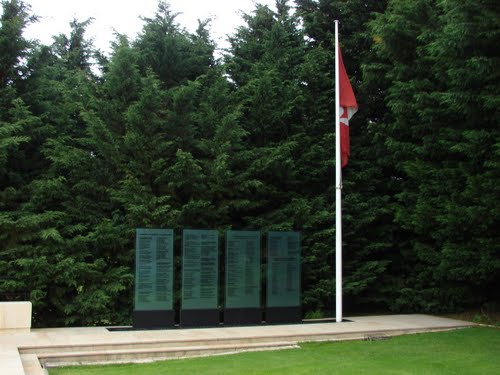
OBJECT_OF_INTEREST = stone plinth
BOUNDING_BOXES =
[0,301,32,330]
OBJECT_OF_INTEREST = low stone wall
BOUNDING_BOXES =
[0,301,32,330]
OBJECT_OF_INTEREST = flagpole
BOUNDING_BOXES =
[334,20,343,323]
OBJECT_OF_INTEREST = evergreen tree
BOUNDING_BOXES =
[365,0,500,311]
[0,0,36,173]
[226,1,337,312]
[2,15,135,325]
[2,0,498,326]
[134,1,215,89]
[294,0,393,312]
[0,0,42,305]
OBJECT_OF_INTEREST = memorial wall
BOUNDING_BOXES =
[225,230,261,309]
[133,229,301,328]
[265,231,301,323]
[267,231,301,308]
[133,228,174,327]
[225,230,261,324]
[181,229,219,309]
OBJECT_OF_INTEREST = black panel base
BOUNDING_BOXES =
[224,308,262,325]
[180,309,220,327]
[266,307,302,324]
[133,310,175,329]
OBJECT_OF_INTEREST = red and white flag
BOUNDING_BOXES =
[338,47,358,167]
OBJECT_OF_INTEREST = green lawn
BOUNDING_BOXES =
[50,327,500,375]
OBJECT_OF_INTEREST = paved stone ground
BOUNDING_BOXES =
[0,314,476,375]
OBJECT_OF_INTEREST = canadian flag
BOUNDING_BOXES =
[338,47,358,167]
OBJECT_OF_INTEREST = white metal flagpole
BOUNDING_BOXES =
[334,20,343,323]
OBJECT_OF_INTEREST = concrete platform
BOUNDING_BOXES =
[0,314,476,375]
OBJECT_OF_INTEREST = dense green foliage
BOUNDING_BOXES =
[50,327,500,375]
[0,0,498,326]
